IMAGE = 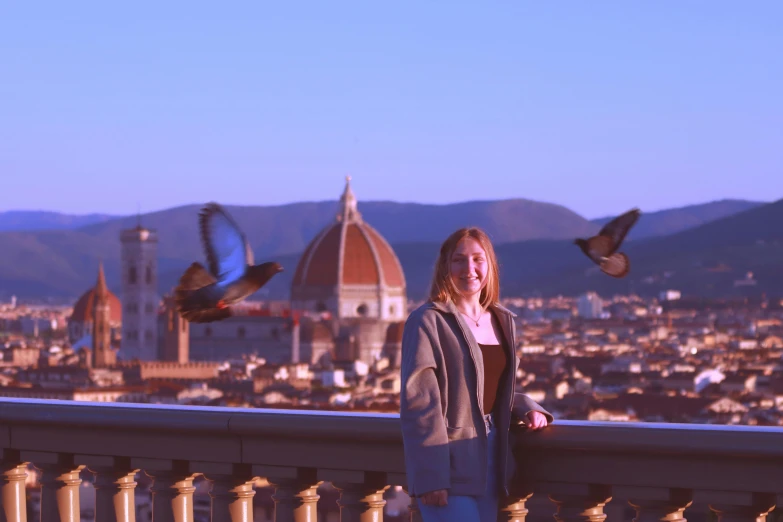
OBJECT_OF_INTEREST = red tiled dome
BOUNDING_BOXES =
[292,221,405,288]
[71,264,122,323]
[291,179,406,290]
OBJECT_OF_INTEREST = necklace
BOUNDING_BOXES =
[461,309,484,327]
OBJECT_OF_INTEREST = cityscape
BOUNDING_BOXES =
[3,180,783,427]
[2,2,782,522]
[2,180,783,520]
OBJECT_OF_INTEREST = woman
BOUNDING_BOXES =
[400,227,553,522]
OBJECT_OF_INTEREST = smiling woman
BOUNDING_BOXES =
[399,227,554,522]
[431,229,499,324]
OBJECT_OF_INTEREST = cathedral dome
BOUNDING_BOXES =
[292,178,405,290]
[291,177,406,321]
[71,264,122,324]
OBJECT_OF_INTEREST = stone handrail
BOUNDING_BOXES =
[0,398,781,522]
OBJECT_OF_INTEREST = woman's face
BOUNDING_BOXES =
[449,238,489,299]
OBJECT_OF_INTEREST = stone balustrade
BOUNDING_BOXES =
[0,398,781,522]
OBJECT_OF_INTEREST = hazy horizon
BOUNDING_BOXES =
[0,194,773,222]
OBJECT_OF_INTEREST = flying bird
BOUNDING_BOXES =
[574,208,641,278]
[174,203,284,322]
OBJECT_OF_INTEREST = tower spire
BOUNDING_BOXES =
[91,259,115,368]
[337,175,361,223]
[95,260,108,297]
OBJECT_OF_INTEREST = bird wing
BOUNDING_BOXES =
[198,203,254,284]
[598,208,640,254]
[176,262,217,292]
[600,252,631,278]
[586,235,615,260]
[181,306,234,323]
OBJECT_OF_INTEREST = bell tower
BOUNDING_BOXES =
[120,219,159,361]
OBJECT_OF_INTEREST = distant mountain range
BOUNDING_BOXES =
[0,211,118,231]
[590,199,765,240]
[0,197,775,302]
[503,197,783,300]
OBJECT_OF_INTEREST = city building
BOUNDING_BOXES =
[577,292,604,319]
[290,178,407,366]
[120,222,159,361]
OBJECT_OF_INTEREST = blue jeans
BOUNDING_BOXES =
[418,413,499,522]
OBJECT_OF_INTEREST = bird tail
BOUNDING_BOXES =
[600,252,630,278]
[174,263,216,313]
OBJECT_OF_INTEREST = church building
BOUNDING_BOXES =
[291,177,407,367]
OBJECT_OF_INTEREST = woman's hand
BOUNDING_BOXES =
[526,410,549,431]
[420,489,448,506]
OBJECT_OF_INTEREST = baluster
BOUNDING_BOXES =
[81,455,139,522]
[547,483,613,522]
[24,452,83,522]
[709,492,776,522]
[136,458,198,522]
[198,462,256,522]
[334,484,388,522]
[501,492,534,522]
[0,450,28,522]
[264,467,320,522]
[330,470,388,522]
[624,487,693,522]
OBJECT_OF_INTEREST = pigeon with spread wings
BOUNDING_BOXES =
[574,208,640,278]
[174,203,284,322]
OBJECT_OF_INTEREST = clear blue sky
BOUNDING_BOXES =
[1,2,780,218]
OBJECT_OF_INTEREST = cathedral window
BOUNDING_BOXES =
[128,265,137,284]
[357,303,368,316]
[238,326,246,339]
[145,265,153,284]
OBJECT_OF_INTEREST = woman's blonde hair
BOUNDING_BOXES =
[428,227,500,308]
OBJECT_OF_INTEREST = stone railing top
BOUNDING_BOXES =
[518,418,783,459]
[2,397,783,456]
[0,398,401,442]
[3,398,783,495]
